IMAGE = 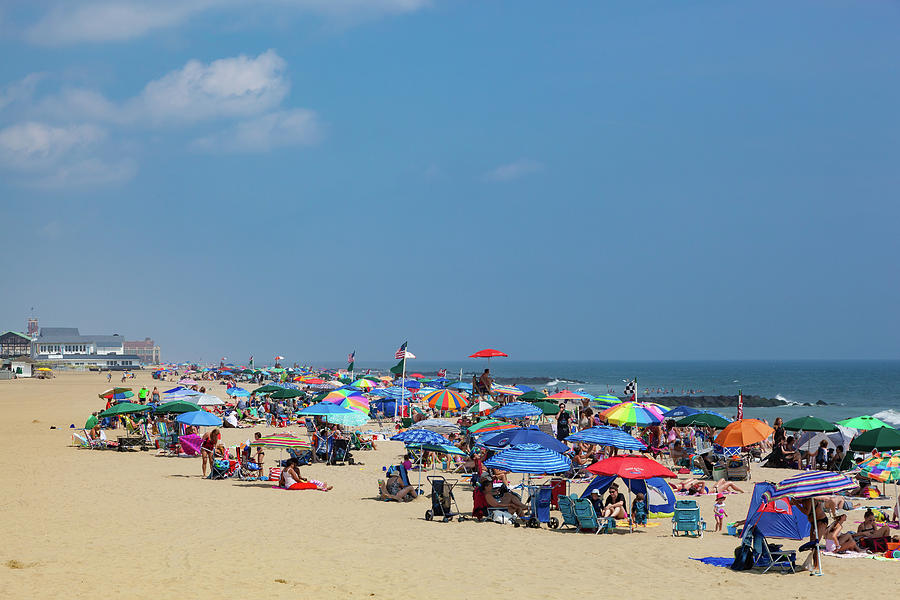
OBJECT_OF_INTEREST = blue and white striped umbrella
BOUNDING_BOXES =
[479,426,569,453]
[662,406,700,419]
[483,443,572,474]
[491,401,542,419]
[566,426,646,451]
[766,471,856,500]
[226,386,250,397]
[391,429,450,445]
[371,386,411,399]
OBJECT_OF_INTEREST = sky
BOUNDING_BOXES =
[0,1,898,363]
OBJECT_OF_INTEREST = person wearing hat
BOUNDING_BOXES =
[588,489,604,515]
[713,493,727,532]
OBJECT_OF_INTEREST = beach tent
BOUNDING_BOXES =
[741,482,810,540]
[580,475,676,518]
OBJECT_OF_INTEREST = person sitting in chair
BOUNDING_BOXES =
[602,483,628,519]
[379,472,417,501]
[481,476,528,518]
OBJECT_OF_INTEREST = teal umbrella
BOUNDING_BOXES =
[677,412,732,429]
[84,415,99,429]
[837,415,891,431]
[154,400,200,414]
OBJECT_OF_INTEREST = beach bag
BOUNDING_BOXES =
[859,537,890,553]
[492,510,515,525]
[269,467,283,482]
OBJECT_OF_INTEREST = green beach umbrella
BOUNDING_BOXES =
[269,388,305,399]
[84,415,99,429]
[533,401,561,415]
[850,427,900,452]
[98,402,151,418]
[154,400,200,414]
[782,415,838,432]
[837,415,891,431]
[519,391,548,401]
[676,412,731,429]
[253,385,283,394]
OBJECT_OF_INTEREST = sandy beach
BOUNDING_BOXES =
[1,371,897,600]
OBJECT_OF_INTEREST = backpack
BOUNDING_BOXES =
[730,542,754,571]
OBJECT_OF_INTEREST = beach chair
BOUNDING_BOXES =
[178,434,202,457]
[349,431,373,451]
[672,499,705,538]
[749,529,796,574]
[690,454,713,479]
[557,495,580,530]
[725,456,750,481]
[572,498,615,534]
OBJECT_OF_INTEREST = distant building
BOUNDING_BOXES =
[0,331,32,357]
[26,318,39,337]
[124,338,161,365]
[32,327,141,368]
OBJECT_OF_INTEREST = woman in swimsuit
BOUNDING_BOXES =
[824,514,859,553]
[200,428,221,477]
[602,484,628,519]
[856,510,891,539]
[280,458,332,491]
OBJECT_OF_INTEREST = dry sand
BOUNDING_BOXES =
[1,372,897,599]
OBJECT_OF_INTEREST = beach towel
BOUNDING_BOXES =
[689,556,733,568]
[822,551,872,559]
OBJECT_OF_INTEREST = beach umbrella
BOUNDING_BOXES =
[269,388,304,399]
[324,392,369,414]
[226,387,249,397]
[518,390,548,401]
[532,401,561,415]
[491,401,543,420]
[782,415,838,432]
[663,406,701,419]
[406,442,466,456]
[98,402,151,418]
[301,378,325,385]
[858,452,900,483]
[469,348,508,359]
[351,378,376,391]
[423,389,469,412]
[547,390,589,400]
[178,378,198,385]
[466,399,499,415]
[483,443,571,474]
[492,384,524,396]
[714,419,774,447]
[837,415,891,431]
[767,471,856,500]
[592,394,621,406]
[676,412,732,429]
[642,401,670,413]
[323,411,369,426]
[468,418,517,435]
[409,373,425,379]
[391,429,451,445]
[98,387,134,400]
[479,426,569,453]
[154,400,200,414]
[410,418,461,435]
[567,427,646,451]
[176,410,223,427]
[849,427,900,452]
[250,433,311,449]
[253,384,283,395]
[297,402,354,417]
[84,415,99,429]
[447,382,473,392]
[587,454,676,479]
[193,393,225,407]
[600,402,665,427]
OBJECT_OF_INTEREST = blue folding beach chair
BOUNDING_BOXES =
[572,498,615,534]
[747,528,796,574]
[672,499,705,537]
[556,495,580,531]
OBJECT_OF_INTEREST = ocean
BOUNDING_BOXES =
[329,359,900,425]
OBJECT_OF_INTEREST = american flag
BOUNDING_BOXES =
[394,341,415,360]
[623,378,636,401]
[347,350,356,364]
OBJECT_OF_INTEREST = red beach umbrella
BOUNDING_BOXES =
[586,455,676,479]
[469,349,509,358]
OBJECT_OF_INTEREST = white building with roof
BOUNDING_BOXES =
[32,327,142,369]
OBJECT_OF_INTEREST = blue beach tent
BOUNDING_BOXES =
[742,482,810,540]
[581,475,677,518]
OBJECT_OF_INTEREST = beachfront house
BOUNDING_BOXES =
[31,327,142,369]
[0,331,32,357]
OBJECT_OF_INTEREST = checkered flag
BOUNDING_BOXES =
[623,379,636,401]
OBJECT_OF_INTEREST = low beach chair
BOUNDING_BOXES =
[572,498,615,534]
[672,499,705,537]
[557,495,580,530]
[748,529,796,574]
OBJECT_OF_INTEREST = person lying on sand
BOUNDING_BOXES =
[823,495,859,518]
[669,478,744,495]
[279,458,332,491]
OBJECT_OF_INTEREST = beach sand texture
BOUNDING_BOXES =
[1,372,896,599]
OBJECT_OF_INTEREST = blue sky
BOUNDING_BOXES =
[1,1,898,363]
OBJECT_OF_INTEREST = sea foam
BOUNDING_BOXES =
[873,409,900,427]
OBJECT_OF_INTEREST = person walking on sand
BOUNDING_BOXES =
[714,493,727,532]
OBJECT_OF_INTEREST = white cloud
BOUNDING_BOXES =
[484,159,544,182]
[24,0,430,46]
[0,73,45,111]
[0,121,136,188]
[191,108,321,153]
[37,50,289,126]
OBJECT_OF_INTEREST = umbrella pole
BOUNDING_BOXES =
[807,502,822,575]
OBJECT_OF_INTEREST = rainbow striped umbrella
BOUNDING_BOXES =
[322,390,369,413]
[250,433,311,449]
[858,452,900,483]
[642,401,670,413]
[351,378,377,391]
[600,402,665,427]
[767,470,856,500]
[491,384,523,396]
[423,389,469,411]
[468,418,517,435]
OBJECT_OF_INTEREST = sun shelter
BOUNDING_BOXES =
[580,475,676,518]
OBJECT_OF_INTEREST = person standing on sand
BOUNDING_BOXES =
[556,403,571,441]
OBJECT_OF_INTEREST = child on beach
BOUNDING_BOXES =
[632,493,648,526]
[714,493,727,532]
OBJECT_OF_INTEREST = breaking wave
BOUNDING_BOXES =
[873,409,900,427]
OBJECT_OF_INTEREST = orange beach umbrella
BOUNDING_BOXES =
[715,418,774,447]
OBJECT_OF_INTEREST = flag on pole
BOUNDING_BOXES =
[437,368,447,378]
[249,355,254,368]
[347,350,355,372]
[394,342,415,360]
[737,389,744,420]
[389,359,405,375]
[623,379,637,401]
